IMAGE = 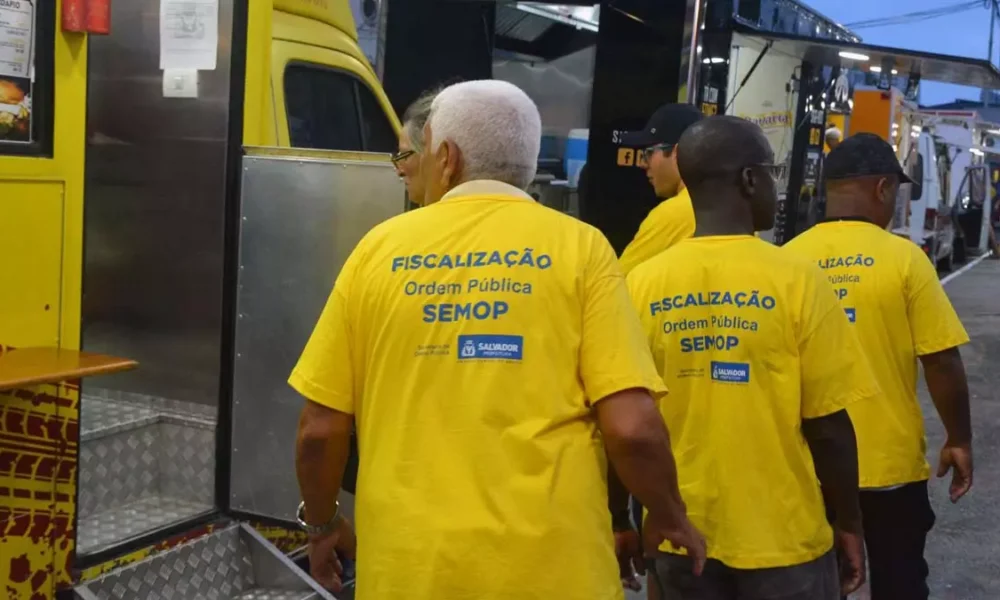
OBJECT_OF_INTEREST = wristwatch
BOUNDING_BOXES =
[296,500,340,536]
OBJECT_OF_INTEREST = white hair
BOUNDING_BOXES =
[428,80,541,189]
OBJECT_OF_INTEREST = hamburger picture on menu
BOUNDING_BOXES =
[0,77,31,143]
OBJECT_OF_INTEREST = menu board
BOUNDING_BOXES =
[0,0,33,143]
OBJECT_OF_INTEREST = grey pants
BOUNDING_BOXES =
[654,550,840,600]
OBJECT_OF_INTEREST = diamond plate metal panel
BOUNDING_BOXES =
[77,524,333,600]
[83,388,218,421]
[79,422,159,518]
[234,591,317,600]
[79,525,253,600]
[78,395,218,554]
[81,397,159,441]
[77,496,214,556]
[79,397,216,519]
[160,421,215,505]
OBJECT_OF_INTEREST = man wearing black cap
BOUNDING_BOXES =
[784,133,974,600]
[617,103,705,276]
[610,103,705,598]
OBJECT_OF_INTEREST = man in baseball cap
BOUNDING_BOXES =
[785,132,972,600]
[612,103,704,598]
[617,103,705,275]
[823,131,914,186]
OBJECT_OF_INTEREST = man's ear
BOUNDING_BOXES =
[741,167,755,195]
[877,177,892,203]
[441,139,462,187]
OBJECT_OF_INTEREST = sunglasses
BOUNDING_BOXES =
[642,143,675,163]
[391,150,416,165]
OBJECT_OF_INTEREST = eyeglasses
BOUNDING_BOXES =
[642,143,675,164]
[391,150,416,165]
[754,163,788,182]
[688,163,789,186]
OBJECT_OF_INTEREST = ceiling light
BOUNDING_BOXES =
[891,69,899,75]
[702,57,725,64]
[870,66,882,73]
[839,51,870,61]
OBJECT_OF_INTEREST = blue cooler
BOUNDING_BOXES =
[564,128,589,188]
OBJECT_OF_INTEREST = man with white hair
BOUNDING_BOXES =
[290,79,705,600]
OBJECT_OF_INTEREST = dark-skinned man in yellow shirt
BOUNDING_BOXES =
[784,133,973,600]
[628,116,880,599]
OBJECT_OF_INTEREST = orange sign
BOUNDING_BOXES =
[701,103,718,116]
[636,150,648,168]
[617,148,635,167]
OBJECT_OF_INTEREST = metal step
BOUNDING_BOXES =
[75,522,333,600]
[78,395,217,555]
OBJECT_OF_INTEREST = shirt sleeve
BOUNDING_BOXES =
[906,247,970,355]
[617,231,646,276]
[798,265,880,419]
[580,233,669,406]
[288,251,362,414]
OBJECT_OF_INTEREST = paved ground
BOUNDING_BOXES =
[920,257,1000,599]
[626,258,1000,600]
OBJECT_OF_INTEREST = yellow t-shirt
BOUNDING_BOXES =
[290,180,667,600]
[784,220,970,488]
[627,235,878,569]
[618,189,695,275]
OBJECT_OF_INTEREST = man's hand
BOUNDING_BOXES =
[834,528,866,595]
[308,527,344,592]
[938,442,973,503]
[643,513,707,576]
[614,526,644,591]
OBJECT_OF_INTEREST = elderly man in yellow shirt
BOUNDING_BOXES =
[784,133,973,600]
[618,103,705,275]
[628,116,880,599]
[288,79,705,600]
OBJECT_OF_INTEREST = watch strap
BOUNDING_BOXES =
[296,500,340,536]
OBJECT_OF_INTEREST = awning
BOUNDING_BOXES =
[494,3,598,61]
[732,25,1000,90]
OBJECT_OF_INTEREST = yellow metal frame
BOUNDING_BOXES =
[1,0,89,595]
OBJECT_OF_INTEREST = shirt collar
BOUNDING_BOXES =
[441,180,535,202]
[819,215,874,225]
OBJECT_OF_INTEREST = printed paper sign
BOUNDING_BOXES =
[0,0,34,79]
[160,0,219,70]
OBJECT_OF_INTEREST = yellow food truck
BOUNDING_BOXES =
[0,1,403,597]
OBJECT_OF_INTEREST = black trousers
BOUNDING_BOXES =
[857,480,936,600]
[655,551,839,600]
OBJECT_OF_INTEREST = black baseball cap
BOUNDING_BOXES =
[825,133,914,184]
[621,103,705,148]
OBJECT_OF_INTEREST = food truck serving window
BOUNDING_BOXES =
[0,0,53,156]
[284,63,396,154]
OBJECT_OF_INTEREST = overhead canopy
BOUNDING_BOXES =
[733,25,1000,90]
[494,2,598,61]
